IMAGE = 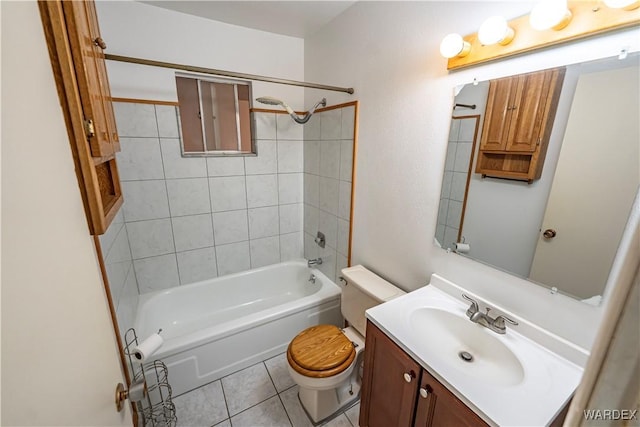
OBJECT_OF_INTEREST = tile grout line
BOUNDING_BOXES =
[263,360,294,427]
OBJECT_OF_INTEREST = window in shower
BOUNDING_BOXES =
[176,74,255,156]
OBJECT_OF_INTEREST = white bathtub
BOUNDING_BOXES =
[134,260,343,396]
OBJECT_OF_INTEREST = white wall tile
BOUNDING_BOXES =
[448,119,461,142]
[304,173,319,208]
[250,236,280,268]
[319,140,341,179]
[213,210,249,245]
[337,218,350,257]
[318,246,337,282]
[134,253,180,293]
[160,139,207,179]
[435,224,446,246]
[120,266,140,302]
[443,226,459,250]
[278,173,303,204]
[318,210,338,250]
[206,157,245,177]
[336,253,348,285]
[438,198,449,226]
[339,140,354,182]
[253,112,277,140]
[303,115,321,140]
[245,140,277,175]
[279,203,303,234]
[320,109,341,140]
[280,232,303,261]
[177,247,218,285]
[341,106,355,140]
[216,241,251,277]
[126,219,175,259]
[113,102,158,137]
[338,181,352,221]
[446,200,463,228]
[303,205,319,235]
[209,176,247,212]
[115,269,139,336]
[445,142,457,171]
[303,140,320,175]
[155,105,179,138]
[117,138,164,181]
[450,172,467,202]
[303,232,319,260]
[319,177,339,215]
[277,140,303,173]
[166,178,211,216]
[276,114,303,140]
[122,180,170,221]
[441,171,453,198]
[458,117,477,142]
[105,261,130,305]
[246,174,278,208]
[172,214,214,252]
[453,142,472,172]
[105,224,133,264]
[248,206,279,239]
[100,221,124,258]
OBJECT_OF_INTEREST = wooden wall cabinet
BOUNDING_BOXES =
[476,68,565,183]
[360,322,487,427]
[39,0,122,235]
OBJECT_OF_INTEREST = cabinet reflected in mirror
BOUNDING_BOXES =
[435,54,640,303]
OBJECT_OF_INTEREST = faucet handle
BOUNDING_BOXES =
[493,315,518,330]
[462,294,479,315]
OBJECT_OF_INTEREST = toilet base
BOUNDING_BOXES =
[298,377,361,424]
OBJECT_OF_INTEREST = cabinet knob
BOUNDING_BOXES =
[419,387,430,398]
[543,229,557,239]
[403,370,416,383]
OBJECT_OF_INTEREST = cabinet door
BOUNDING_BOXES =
[414,369,487,427]
[63,1,119,157]
[505,70,552,152]
[360,323,420,427]
[479,76,517,151]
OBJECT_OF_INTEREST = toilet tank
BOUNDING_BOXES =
[340,265,405,336]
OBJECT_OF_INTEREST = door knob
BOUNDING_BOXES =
[543,229,557,239]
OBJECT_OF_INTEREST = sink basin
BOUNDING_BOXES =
[409,308,524,386]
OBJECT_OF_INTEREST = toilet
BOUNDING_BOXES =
[286,265,405,424]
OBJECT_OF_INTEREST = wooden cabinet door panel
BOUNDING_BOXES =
[414,370,488,427]
[479,77,516,151]
[63,1,117,157]
[505,71,550,152]
[360,323,420,427]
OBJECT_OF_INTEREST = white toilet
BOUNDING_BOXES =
[286,265,405,424]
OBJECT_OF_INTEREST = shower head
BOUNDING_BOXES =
[255,96,327,124]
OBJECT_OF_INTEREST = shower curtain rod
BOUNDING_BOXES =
[104,54,355,95]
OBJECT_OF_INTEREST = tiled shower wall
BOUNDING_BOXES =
[435,116,477,250]
[303,106,355,284]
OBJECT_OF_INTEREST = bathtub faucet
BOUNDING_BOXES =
[307,258,323,268]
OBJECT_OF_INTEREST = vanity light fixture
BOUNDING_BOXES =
[529,0,573,30]
[477,16,515,45]
[604,0,640,10]
[439,33,472,58]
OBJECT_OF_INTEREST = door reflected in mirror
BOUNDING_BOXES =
[435,54,640,304]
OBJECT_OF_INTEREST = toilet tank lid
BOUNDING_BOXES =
[341,265,406,302]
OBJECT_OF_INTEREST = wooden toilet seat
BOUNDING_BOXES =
[287,325,356,378]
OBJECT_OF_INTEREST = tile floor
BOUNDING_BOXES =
[172,352,360,427]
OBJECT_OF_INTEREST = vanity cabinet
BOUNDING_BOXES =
[476,68,565,182]
[360,322,487,427]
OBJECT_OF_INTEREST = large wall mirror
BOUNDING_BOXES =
[435,53,639,304]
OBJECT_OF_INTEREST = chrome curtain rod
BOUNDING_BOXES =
[104,54,355,95]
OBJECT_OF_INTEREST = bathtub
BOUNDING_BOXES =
[134,260,343,396]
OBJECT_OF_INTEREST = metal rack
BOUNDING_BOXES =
[124,328,177,427]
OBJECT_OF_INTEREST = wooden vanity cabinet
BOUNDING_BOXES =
[360,322,487,427]
[476,68,565,182]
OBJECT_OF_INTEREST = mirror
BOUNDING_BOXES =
[435,54,640,304]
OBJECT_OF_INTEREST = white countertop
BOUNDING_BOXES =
[366,274,584,427]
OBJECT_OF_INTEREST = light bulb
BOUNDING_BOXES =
[439,33,471,58]
[529,0,573,30]
[478,16,515,46]
[604,0,640,10]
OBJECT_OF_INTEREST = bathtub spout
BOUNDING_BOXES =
[307,258,323,268]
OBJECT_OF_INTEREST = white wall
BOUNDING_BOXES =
[96,0,306,108]
[304,1,640,351]
[1,1,131,425]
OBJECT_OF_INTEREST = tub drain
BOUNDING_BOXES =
[458,351,474,362]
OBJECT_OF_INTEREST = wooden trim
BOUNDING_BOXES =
[111,97,179,106]
[447,2,640,70]
[348,101,359,267]
[453,115,481,243]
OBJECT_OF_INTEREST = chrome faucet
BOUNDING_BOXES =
[308,274,316,284]
[462,294,518,334]
[307,258,323,268]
